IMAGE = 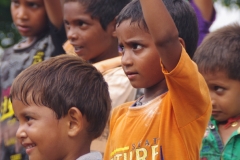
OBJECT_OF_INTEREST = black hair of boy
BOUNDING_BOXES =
[193,23,240,81]
[117,0,198,58]
[10,55,111,139]
[64,0,131,30]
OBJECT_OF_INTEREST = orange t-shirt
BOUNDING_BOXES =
[104,48,211,160]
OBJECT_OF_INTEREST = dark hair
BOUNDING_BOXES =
[10,55,111,139]
[117,0,198,58]
[64,0,131,30]
[193,23,240,81]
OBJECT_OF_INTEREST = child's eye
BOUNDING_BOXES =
[77,20,87,27]
[64,20,69,26]
[28,2,38,8]
[214,86,224,94]
[11,0,20,6]
[119,45,125,54]
[132,44,142,50]
[25,116,33,121]
[64,21,70,29]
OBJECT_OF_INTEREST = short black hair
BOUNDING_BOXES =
[193,23,240,81]
[10,55,111,139]
[64,0,131,30]
[117,0,198,58]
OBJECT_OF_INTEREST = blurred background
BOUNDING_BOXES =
[0,0,240,58]
[0,0,21,55]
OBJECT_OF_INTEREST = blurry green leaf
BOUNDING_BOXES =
[0,1,21,48]
[214,0,240,8]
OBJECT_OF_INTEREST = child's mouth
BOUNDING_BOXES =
[17,25,30,33]
[22,143,36,155]
[73,46,84,55]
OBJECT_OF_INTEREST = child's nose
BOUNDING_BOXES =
[67,27,78,41]
[16,6,28,20]
[121,50,133,67]
[16,124,27,140]
[209,92,216,106]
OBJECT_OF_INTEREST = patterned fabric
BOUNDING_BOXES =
[201,117,240,160]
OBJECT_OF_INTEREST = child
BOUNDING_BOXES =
[0,0,66,159]
[63,0,136,109]
[62,0,136,153]
[193,24,240,160]
[10,55,111,160]
[104,0,211,159]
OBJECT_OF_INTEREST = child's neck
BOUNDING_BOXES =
[18,32,46,49]
[17,37,37,49]
[141,79,168,104]
[217,115,240,145]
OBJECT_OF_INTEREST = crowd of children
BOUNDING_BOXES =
[0,0,240,160]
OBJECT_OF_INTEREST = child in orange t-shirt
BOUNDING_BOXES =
[104,0,211,159]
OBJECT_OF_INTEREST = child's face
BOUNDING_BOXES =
[11,0,48,38]
[116,20,164,88]
[202,71,240,122]
[63,2,115,63]
[12,99,69,160]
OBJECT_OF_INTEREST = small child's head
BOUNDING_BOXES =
[63,0,131,62]
[116,0,198,89]
[11,0,48,38]
[10,55,111,160]
[117,0,198,58]
[116,0,164,89]
[193,24,240,122]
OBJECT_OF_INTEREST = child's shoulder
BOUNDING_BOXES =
[111,101,135,117]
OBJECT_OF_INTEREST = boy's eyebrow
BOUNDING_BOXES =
[64,15,92,24]
[26,0,43,2]
[19,109,39,118]
[124,39,145,45]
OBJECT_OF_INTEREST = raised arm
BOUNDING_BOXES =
[43,0,63,29]
[193,0,214,21]
[139,0,181,72]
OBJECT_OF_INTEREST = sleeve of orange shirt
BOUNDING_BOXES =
[162,46,211,127]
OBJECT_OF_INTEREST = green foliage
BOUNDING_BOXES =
[214,0,240,8]
[0,0,10,7]
[0,0,22,49]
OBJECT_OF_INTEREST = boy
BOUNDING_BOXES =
[63,0,136,109]
[104,0,211,159]
[193,24,240,160]
[0,0,66,159]
[10,55,111,160]
[63,0,136,153]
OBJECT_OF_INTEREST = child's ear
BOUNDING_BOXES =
[110,17,117,37]
[67,107,84,137]
[178,38,186,49]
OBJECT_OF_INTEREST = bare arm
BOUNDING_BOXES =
[193,0,214,21]
[139,0,181,72]
[43,0,63,29]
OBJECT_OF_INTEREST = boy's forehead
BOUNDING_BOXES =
[116,20,149,37]
[63,1,89,16]
[25,0,44,2]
